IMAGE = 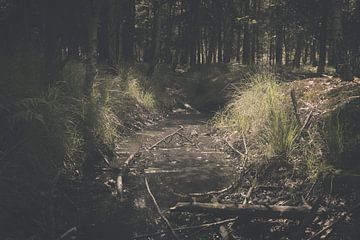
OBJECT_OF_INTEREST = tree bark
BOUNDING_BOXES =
[317,0,329,73]
[122,0,135,62]
[83,0,103,97]
[275,25,283,66]
[147,0,162,76]
[171,202,312,219]
[293,31,304,68]
[331,0,354,80]
[242,0,251,65]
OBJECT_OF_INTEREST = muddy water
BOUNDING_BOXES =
[116,112,239,238]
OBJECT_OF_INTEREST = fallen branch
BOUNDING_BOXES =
[149,126,184,150]
[145,177,181,240]
[242,132,248,155]
[170,202,312,219]
[176,132,199,148]
[188,168,250,197]
[292,197,321,240]
[307,203,360,240]
[291,88,301,124]
[295,110,313,141]
[243,186,254,205]
[224,138,246,157]
[55,226,78,240]
[132,217,238,239]
[117,149,140,199]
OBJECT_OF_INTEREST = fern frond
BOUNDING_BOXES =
[7,110,45,125]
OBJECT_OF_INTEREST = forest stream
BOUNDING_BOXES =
[113,112,239,239]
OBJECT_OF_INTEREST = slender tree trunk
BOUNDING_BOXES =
[331,0,353,80]
[107,0,119,66]
[223,1,234,63]
[275,25,283,66]
[122,0,135,62]
[148,0,162,76]
[83,1,103,97]
[43,1,61,86]
[242,0,251,64]
[317,0,329,73]
[293,31,304,68]
[310,39,318,67]
[214,0,223,63]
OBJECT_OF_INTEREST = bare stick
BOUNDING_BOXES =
[188,168,250,197]
[171,202,312,219]
[243,186,254,205]
[145,177,181,240]
[55,226,77,240]
[117,149,140,199]
[132,217,238,239]
[307,203,360,240]
[242,132,248,155]
[149,126,184,150]
[295,110,313,141]
[224,138,246,157]
[176,132,199,148]
[291,88,301,124]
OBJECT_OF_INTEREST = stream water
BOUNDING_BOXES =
[114,112,239,239]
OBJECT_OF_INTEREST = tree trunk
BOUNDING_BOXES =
[223,1,234,63]
[215,1,223,63]
[317,0,329,73]
[107,0,120,66]
[83,1,103,97]
[275,25,283,66]
[242,0,251,64]
[147,0,162,76]
[171,202,312,219]
[310,39,318,67]
[122,0,135,62]
[331,0,354,80]
[293,31,304,68]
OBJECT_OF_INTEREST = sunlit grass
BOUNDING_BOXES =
[213,70,299,160]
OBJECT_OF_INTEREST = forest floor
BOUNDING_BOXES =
[56,72,360,240]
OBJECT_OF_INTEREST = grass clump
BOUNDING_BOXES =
[213,70,299,160]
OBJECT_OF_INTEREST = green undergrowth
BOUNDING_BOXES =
[0,56,161,238]
[213,69,360,181]
[213,70,299,160]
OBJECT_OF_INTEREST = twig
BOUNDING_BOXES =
[242,132,248,155]
[305,179,318,200]
[145,177,181,240]
[117,149,140,199]
[307,203,360,240]
[292,197,321,240]
[176,132,199,148]
[224,138,246,157]
[55,226,78,240]
[243,186,254,205]
[295,110,313,141]
[291,88,301,124]
[188,168,251,197]
[149,126,184,150]
[132,217,238,239]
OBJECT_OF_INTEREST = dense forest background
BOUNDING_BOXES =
[0,0,359,239]
[1,0,360,82]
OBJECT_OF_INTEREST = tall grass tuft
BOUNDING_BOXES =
[213,69,299,161]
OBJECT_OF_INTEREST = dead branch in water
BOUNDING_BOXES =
[117,149,140,199]
[187,168,251,197]
[55,226,78,240]
[307,203,360,240]
[132,217,238,239]
[170,202,312,219]
[148,126,184,150]
[145,177,181,240]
